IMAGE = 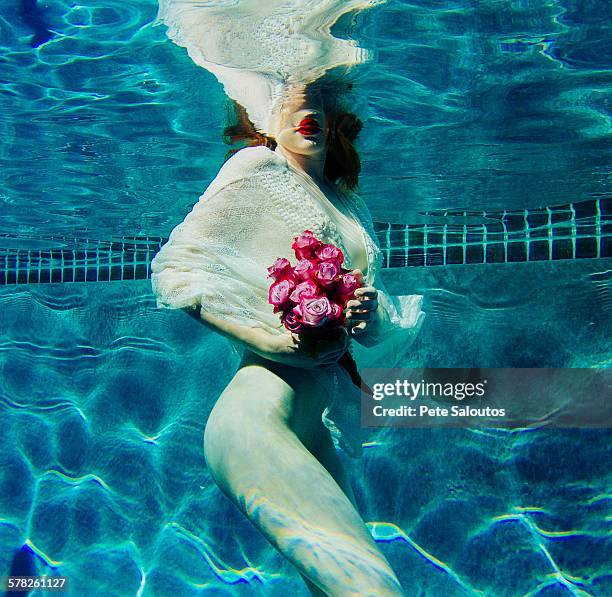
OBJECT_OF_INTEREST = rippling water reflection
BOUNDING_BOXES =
[155,0,380,135]
[0,1,610,595]
[1,0,609,236]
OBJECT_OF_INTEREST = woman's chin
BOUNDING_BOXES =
[292,137,326,155]
[276,130,326,156]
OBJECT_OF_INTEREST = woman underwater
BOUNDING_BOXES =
[150,82,425,595]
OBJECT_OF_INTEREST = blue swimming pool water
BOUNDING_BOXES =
[0,1,610,595]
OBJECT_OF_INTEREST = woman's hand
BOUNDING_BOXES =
[265,326,350,369]
[344,269,380,340]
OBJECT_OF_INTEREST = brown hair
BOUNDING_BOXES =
[223,100,363,190]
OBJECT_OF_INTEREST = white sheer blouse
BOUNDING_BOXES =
[151,145,425,457]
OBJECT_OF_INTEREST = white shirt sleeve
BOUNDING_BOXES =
[150,148,295,335]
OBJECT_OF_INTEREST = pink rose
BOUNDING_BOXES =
[294,258,317,281]
[289,279,319,303]
[294,295,334,327]
[267,257,293,281]
[329,301,343,321]
[269,278,295,307]
[292,230,320,260]
[314,260,340,288]
[315,244,344,264]
[334,272,361,301]
[281,312,303,334]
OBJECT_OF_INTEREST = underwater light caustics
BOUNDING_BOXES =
[0,200,609,285]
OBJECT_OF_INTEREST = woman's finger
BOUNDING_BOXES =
[354,286,377,299]
[346,298,378,312]
[345,310,370,321]
[351,321,368,335]
[347,298,377,309]
[346,299,371,309]
[366,298,378,311]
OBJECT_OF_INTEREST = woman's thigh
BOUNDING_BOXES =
[203,366,404,596]
[310,428,358,510]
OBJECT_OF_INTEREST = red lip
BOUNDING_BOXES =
[297,117,321,136]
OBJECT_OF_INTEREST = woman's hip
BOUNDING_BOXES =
[205,351,334,451]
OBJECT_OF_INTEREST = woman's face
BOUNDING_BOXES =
[273,88,329,157]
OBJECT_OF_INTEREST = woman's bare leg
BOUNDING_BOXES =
[203,365,405,597]
[299,430,361,596]
[310,428,358,509]
[301,574,328,597]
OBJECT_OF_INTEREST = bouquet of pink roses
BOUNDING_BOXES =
[267,230,363,337]
[267,229,371,392]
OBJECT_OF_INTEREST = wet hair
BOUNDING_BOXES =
[223,99,363,190]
